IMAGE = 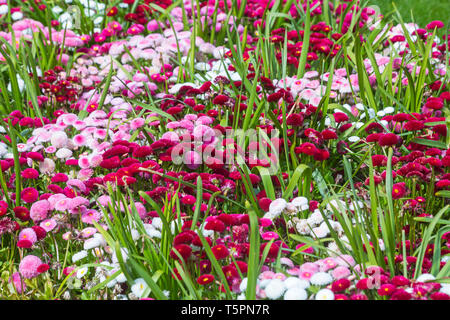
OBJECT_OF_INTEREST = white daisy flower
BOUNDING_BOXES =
[151,218,163,230]
[311,226,329,238]
[348,136,360,143]
[284,287,308,300]
[296,219,310,235]
[0,5,8,15]
[440,284,450,295]
[131,278,149,298]
[116,273,127,283]
[84,238,101,250]
[11,11,23,20]
[265,279,286,300]
[416,273,435,283]
[355,121,365,129]
[310,272,333,286]
[72,250,88,262]
[315,288,334,300]
[284,277,309,289]
[291,197,308,209]
[383,106,395,114]
[76,267,89,279]
[268,198,288,217]
[239,278,248,292]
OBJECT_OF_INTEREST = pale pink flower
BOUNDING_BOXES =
[73,120,87,130]
[335,254,356,267]
[132,202,147,219]
[54,198,74,212]
[184,114,198,121]
[298,271,314,280]
[73,134,87,146]
[300,262,319,273]
[81,210,101,224]
[45,146,56,154]
[81,227,97,238]
[30,200,50,222]
[299,89,316,100]
[50,131,68,148]
[40,219,57,232]
[71,196,89,207]
[331,266,351,280]
[19,255,42,279]
[259,271,275,280]
[273,272,287,281]
[47,193,66,210]
[78,168,94,180]
[97,195,112,207]
[67,180,87,193]
[9,272,26,294]
[280,257,294,269]
[130,118,145,130]
[161,131,179,143]
[18,228,37,244]
[39,158,55,174]
[318,258,338,272]
[165,121,181,130]
[62,231,72,240]
[79,157,91,169]
[287,267,301,276]
[304,71,319,78]
[90,154,104,167]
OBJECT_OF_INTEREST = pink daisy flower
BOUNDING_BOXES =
[261,231,279,241]
[78,157,91,169]
[335,254,356,267]
[319,257,338,271]
[40,219,57,232]
[77,168,94,180]
[298,271,314,280]
[130,118,145,130]
[97,195,112,207]
[273,272,287,281]
[300,262,319,273]
[19,255,42,279]
[73,120,87,131]
[54,198,74,212]
[18,228,38,244]
[62,113,78,125]
[30,200,50,222]
[73,134,87,146]
[331,266,351,280]
[80,227,97,238]
[45,146,57,154]
[81,210,101,224]
[259,271,275,280]
[287,267,301,276]
[9,272,26,294]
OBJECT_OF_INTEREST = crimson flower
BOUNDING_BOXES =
[378,133,400,147]
[107,6,118,16]
[170,244,192,261]
[392,182,408,199]
[197,274,215,285]
[211,244,229,260]
[378,284,397,296]
[331,279,351,292]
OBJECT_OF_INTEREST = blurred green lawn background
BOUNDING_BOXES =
[368,0,450,27]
